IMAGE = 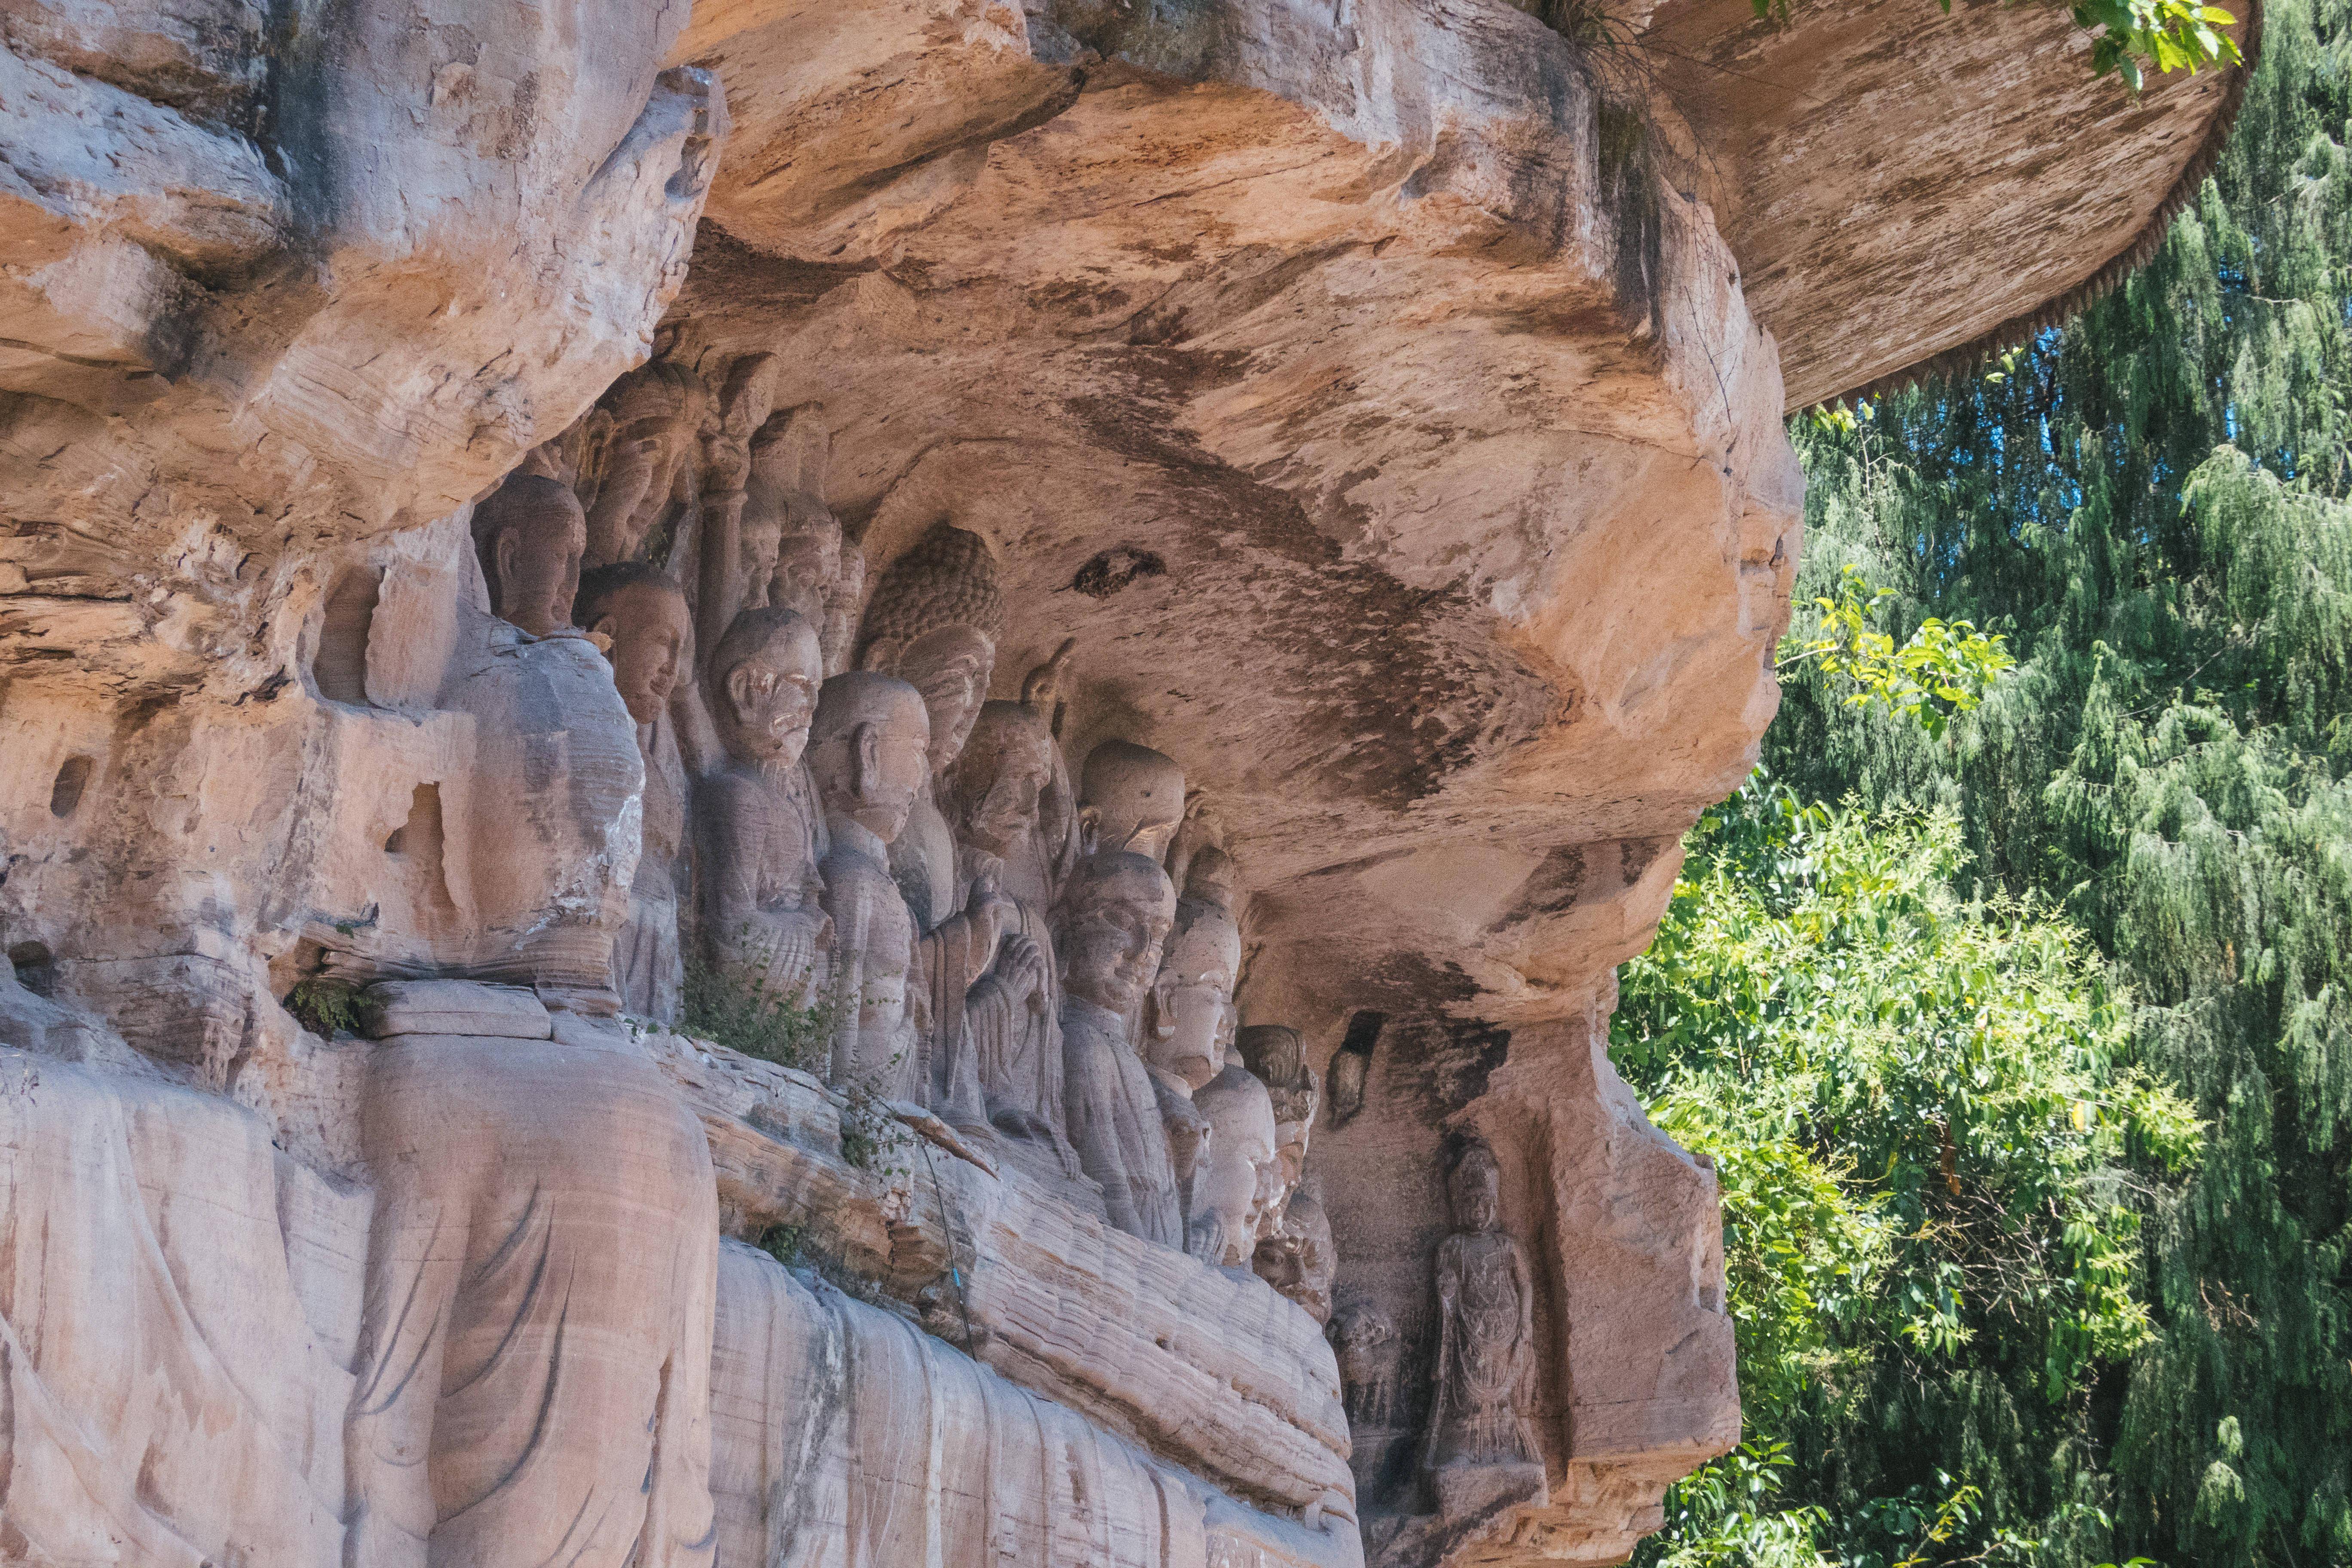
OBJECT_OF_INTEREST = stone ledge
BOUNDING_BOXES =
[646,1026,1356,1519]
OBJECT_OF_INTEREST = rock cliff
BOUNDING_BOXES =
[0,1,2246,1565]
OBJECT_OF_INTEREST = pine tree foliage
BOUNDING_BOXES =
[1761,0,2352,1558]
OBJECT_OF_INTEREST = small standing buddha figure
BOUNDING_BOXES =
[807,671,973,1112]
[944,694,1081,1178]
[1424,1139,1548,1519]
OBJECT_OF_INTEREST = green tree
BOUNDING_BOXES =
[1619,783,2197,1568]
[1756,0,2352,1555]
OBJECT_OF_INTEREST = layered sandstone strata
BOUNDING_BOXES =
[0,1,2246,1565]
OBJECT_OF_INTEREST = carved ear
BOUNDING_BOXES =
[1149,974,1176,1038]
[852,720,881,796]
[1022,636,1078,712]
[492,530,522,604]
[589,612,621,657]
[725,662,756,716]
[1078,803,1101,857]
[784,406,831,498]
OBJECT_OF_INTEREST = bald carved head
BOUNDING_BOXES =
[946,699,1057,858]
[1080,740,1185,861]
[708,608,823,767]
[1054,850,1177,1018]
[807,671,931,843]
[476,473,586,637]
[575,563,687,725]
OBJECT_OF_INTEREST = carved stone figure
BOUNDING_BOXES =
[1237,1022,1321,1223]
[474,473,588,636]
[1153,848,1243,1092]
[577,564,692,1022]
[808,671,971,1111]
[1423,1140,1547,1518]
[1331,1300,1399,1430]
[585,361,711,567]
[1056,851,1183,1246]
[692,354,780,668]
[1328,1047,1370,1129]
[1079,740,1186,861]
[1010,639,1085,906]
[857,521,1005,933]
[696,609,830,999]
[744,408,861,676]
[1143,847,1240,1236]
[943,696,1081,1175]
[349,999,720,1567]
[1189,1062,1280,1266]
[1256,1176,1337,1325]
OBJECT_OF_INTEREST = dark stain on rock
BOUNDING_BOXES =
[1491,844,1587,928]
[1070,545,1167,598]
[1334,951,1513,1116]
[1061,341,1551,808]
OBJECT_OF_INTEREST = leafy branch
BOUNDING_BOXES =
[1779,565,2016,740]
[1745,0,2240,91]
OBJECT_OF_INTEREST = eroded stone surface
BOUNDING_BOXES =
[0,1,2243,1565]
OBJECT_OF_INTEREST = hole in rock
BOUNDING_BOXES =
[9,941,56,998]
[1338,1009,1386,1059]
[1070,546,1166,600]
[314,565,382,704]
[49,756,94,818]
[391,783,457,925]
[1326,1010,1387,1129]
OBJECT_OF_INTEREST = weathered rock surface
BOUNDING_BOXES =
[0,0,2245,1565]
[654,1028,1356,1526]
[1648,0,2255,406]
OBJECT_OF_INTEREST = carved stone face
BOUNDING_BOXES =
[479,476,587,636]
[808,671,933,843]
[1271,1120,1310,1199]
[1183,845,1240,913]
[1149,910,1240,1090]
[1452,1150,1502,1234]
[590,413,694,563]
[1055,852,1177,1017]
[1081,740,1185,860]
[949,701,1055,858]
[896,624,995,776]
[584,363,707,567]
[588,580,689,725]
[769,497,844,622]
[1254,1229,1305,1297]
[715,614,824,766]
[1237,1023,1312,1197]
[1192,1064,1280,1264]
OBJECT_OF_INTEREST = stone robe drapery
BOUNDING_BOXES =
[615,712,689,1022]
[818,818,922,1102]
[1061,995,1183,1248]
[698,758,830,998]
[1425,1232,1542,1473]
[921,844,1073,1167]
[346,1014,719,1568]
[711,1240,1212,1568]
[0,1048,356,1567]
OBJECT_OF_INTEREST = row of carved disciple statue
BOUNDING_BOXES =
[467,361,1334,1315]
